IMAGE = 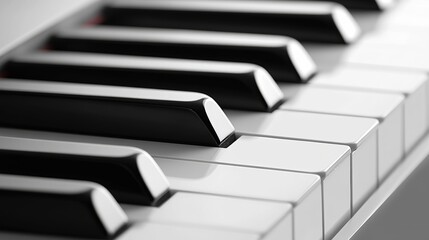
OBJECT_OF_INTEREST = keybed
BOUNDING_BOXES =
[0,0,428,240]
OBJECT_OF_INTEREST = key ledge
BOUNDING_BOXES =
[332,4,361,43]
[287,39,317,81]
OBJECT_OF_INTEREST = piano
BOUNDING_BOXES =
[0,0,428,239]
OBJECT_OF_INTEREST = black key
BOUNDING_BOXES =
[51,26,317,83]
[0,79,235,147]
[301,0,393,10]
[0,174,128,239]
[194,0,394,11]
[102,0,361,44]
[5,51,284,112]
[0,136,170,205]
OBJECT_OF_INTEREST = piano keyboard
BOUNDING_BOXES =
[0,0,428,239]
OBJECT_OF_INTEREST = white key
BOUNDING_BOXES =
[0,128,349,240]
[311,65,428,152]
[305,28,429,72]
[344,39,429,72]
[279,85,405,182]
[156,157,323,240]
[225,111,378,214]
[0,221,262,240]
[371,0,429,30]
[350,0,429,33]
[123,192,293,239]
[306,27,429,72]
[117,222,262,240]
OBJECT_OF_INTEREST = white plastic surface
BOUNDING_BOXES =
[279,85,404,121]
[123,192,293,236]
[311,65,428,151]
[156,157,323,240]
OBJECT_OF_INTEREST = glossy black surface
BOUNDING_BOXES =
[5,52,282,112]
[316,0,385,10]
[103,1,354,43]
[0,137,169,205]
[0,79,235,147]
[0,174,127,239]
[220,0,387,10]
[51,27,314,83]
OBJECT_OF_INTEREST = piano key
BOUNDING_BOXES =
[117,222,261,240]
[156,157,323,240]
[0,136,170,205]
[344,32,429,72]
[0,174,128,239]
[365,0,429,30]
[123,192,294,240]
[300,0,394,10]
[5,51,284,112]
[310,65,428,152]
[304,28,429,72]
[51,26,317,83]
[0,79,235,147]
[0,128,351,240]
[103,0,361,44]
[358,29,429,46]
[279,85,405,182]
[0,222,261,240]
[224,110,379,213]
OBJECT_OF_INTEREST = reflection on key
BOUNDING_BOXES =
[103,0,361,43]
[6,51,284,112]
[156,157,323,240]
[0,136,170,205]
[0,79,235,147]
[0,174,128,239]
[123,192,294,240]
[51,26,317,83]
